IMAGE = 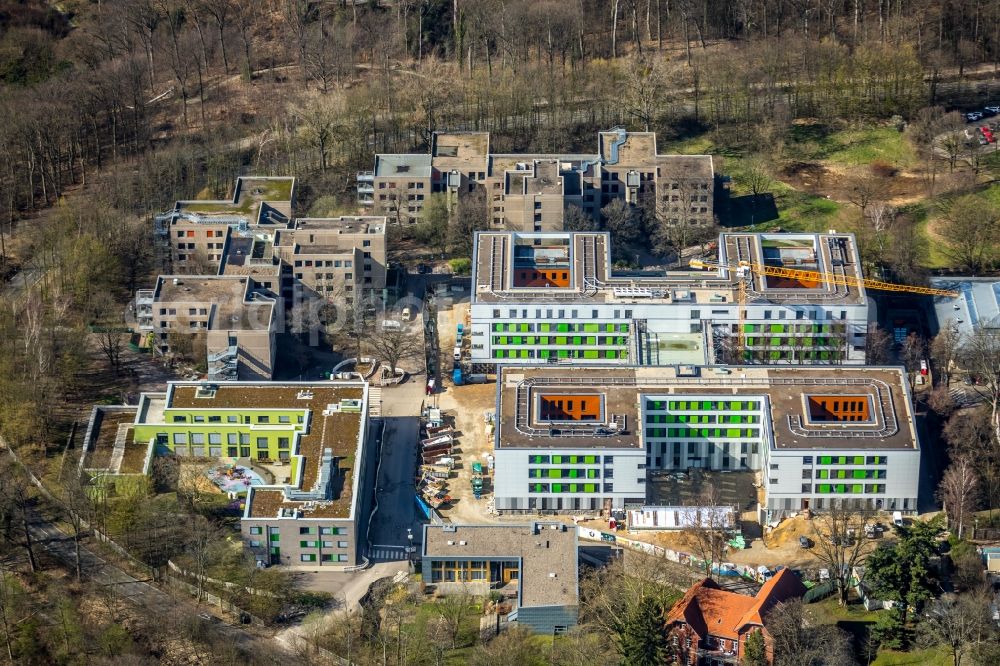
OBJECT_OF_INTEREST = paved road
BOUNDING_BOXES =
[28,511,293,660]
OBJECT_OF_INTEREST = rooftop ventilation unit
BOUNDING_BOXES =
[296,390,314,400]
[195,386,218,399]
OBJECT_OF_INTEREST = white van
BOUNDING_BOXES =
[453,346,462,361]
[401,306,413,321]
[892,511,903,527]
[382,319,402,330]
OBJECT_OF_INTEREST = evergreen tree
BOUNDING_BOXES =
[742,629,767,666]
[619,596,669,666]
[864,520,943,648]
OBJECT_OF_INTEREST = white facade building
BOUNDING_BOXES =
[492,365,921,519]
[470,232,873,369]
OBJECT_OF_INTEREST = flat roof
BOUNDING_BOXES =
[275,217,386,255]
[600,131,657,165]
[496,366,918,452]
[154,276,274,330]
[80,407,144,474]
[374,154,432,178]
[173,176,294,223]
[293,217,386,234]
[166,382,367,519]
[473,231,867,305]
[930,277,1000,337]
[431,132,490,171]
[423,523,578,608]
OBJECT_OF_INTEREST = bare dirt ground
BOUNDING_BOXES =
[431,298,500,524]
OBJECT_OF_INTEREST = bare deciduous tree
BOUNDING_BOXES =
[811,506,877,606]
[368,324,424,378]
[959,326,1000,432]
[931,323,962,388]
[938,456,980,540]
[865,323,893,365]
[918,592,996,666]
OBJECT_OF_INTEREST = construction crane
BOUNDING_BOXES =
[688,258,959,360]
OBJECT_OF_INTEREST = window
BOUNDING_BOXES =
[278,437,290,448]
[249,527,262,535]
[173,433,187,444]
[173,415,187,423]
[191,433,205,444]
[803,456,813,464]
[256,437,268,447]
[300,554,317,562]
[300,540,318,548]
[299,527,315,535]
[257,415,269,423]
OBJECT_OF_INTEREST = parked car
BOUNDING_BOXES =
[981,126,996,143]
[985,105,1000,114]
[967,111,984,122]
[920,359,928,375]
[799,536,813,548]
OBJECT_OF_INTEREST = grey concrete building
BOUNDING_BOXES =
[360,130,715,230]
[422,522,579,634]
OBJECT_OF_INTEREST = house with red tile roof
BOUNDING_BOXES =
[665,568,807,665]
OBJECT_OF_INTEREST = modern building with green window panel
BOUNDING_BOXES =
[471,231,873,370]
[81,381,375,568]
[493,365,920,520]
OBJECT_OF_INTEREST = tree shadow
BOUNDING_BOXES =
[721,194,779,228]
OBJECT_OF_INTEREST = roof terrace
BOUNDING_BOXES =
[496,366,918,452]
[473,231,867,305]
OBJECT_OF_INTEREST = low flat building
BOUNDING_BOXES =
[470,231,871,368]
[422,522,578,634]
[492,365,920,518]
[81,381,376,568]
[929,277,1000,337]
[136,275,277,380]
[666,568,807,665]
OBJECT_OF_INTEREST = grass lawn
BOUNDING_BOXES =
[917,181,1000,270]
[871,646,952,665]
[803,597,881,625]
[785,123,916,168]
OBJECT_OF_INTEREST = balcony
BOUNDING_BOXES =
[357,183,374,194]
[135,289,155,331]
[356,171,375,182]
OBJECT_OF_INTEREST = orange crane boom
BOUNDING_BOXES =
[689,258,959,361]
[689,259,960,298]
